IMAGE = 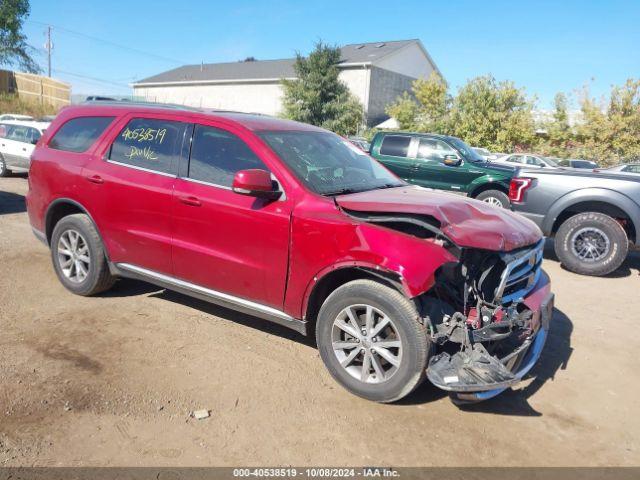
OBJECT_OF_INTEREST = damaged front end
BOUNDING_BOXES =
[418,239,553,403]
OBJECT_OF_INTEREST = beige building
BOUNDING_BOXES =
[132,40,440,126]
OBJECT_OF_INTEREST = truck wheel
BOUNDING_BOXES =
[316,279,430,403]
[554,212,628,276]
[475,189,510,208]
[51,214,116,296]
[0,155,11,177]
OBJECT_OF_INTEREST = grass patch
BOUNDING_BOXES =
[0,93,59,118]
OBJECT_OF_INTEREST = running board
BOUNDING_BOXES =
[112,263,307,335]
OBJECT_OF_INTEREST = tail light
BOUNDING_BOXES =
[509,178,533,203]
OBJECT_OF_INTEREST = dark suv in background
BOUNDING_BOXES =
[369,131,515,208]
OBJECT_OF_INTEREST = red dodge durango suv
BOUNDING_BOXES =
[27,103,554,403]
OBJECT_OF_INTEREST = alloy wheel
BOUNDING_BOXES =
[57,229,91,283]
[482,196,503,207]
[331,304,402,384]
[570,227,610,262]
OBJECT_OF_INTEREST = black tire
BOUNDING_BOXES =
[50,213,116,296]
[0,155,11,177]
[554,212,628,276]
[316,279,430,403]
[475,189,511,208]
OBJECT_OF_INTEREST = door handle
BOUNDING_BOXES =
[179,195,201,207]
[86,175,104,184]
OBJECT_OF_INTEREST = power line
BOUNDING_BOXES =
[27,20,188,65]
[52,68,131,89]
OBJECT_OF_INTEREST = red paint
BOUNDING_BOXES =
[232,169,274,193]
[335,186,543,252]
[27,103,546,322]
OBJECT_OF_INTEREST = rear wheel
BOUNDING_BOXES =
[554,212,628,276]
[475,189,510,208]
[51,214,116,295]
[0,155,11,177]
[316,279,430,403]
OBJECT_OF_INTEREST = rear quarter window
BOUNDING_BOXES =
[379,135,411,157]
[49,116,115,153]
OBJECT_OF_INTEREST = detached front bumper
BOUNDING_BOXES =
[427,271,554,403]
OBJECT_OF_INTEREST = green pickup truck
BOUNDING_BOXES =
[369,131,515,208]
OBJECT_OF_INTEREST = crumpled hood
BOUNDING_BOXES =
[336,186,542,252]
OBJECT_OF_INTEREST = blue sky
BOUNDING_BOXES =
[23,0,640,109]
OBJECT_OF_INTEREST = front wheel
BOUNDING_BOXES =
[475,189,510,208]
[554,212,629,276]
[316,279,430,403]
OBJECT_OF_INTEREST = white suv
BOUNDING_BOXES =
[0,120,49,176]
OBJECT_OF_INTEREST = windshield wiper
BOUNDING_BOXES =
[322,187,361,196]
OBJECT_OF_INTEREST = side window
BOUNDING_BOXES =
[417,138,456,161]
[507,155,524,164]
[49,116,115,153]
[188,125,267,187]
[623,165,640,173]
[7,125,29,143]
[109,118,186,175]
[526,156,542,166]
[0,124,10,139]
[27,127,41,144]
[379,135,411,157]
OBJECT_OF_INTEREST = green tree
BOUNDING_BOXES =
[0,0,40,73]
[385,91,419,130]
[574,79,640,165]
[447,75,535,152]
[281,41,363,136]
[385,72,450,132]
[539,92,573,157]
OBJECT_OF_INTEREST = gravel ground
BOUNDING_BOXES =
[1,174,639,466]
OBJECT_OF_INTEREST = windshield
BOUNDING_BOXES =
[449,137,485,162]
[259,130,404,195]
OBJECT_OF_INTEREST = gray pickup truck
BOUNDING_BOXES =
[510,168,640,276]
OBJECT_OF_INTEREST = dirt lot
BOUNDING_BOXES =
[1,174,639,467]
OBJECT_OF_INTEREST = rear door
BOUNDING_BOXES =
[171,122,291,308]
[373,134,416,181]
[81,114,189,275]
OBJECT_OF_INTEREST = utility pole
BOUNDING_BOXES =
[45,26,52,77]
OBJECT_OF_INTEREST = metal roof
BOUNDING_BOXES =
[134,40,421,85]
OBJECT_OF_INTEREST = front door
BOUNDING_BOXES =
[171,123,291,309]
[410,137,473,192]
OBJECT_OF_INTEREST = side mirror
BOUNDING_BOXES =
[443,154,462,167]
[232,169,281,200]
